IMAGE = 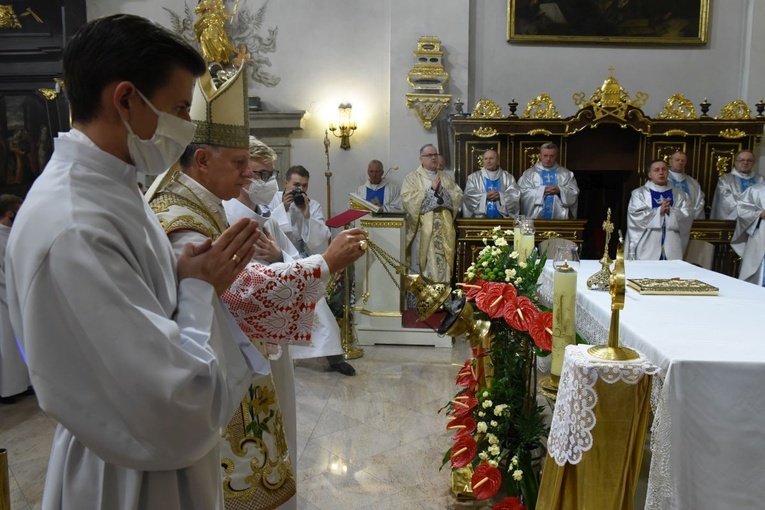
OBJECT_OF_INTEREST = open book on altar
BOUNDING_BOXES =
[349,192,382,214]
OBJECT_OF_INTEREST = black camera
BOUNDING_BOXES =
[291,188,306,207]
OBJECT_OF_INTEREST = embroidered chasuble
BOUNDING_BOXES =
[539,169,558,219]
[151,173,328,510]
[649,189,674,260]
[483,176,501,219]
[669,175,689,195]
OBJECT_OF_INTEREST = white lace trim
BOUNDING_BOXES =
[547,345,659,466]
[646,374,672,510]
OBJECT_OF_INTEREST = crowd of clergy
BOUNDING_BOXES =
[360,143,765,287]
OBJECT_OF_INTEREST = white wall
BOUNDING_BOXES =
[85,0,765,209]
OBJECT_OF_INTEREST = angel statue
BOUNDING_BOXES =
[193,0,236,64]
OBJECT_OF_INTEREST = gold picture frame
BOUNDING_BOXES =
[507,0,710,45]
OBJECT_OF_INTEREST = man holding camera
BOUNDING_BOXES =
[269,165,356,376]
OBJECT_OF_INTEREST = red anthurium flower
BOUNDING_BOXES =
[452,395,479,419]
[471,462,502,500]
[456,359,478,389]
[462,279,486,301]
[503,295,539,332]
[493,496,527,510]
[448,416,477,440]
[450,435,477,468]
[475,282,507,318]
[528,311,553,351]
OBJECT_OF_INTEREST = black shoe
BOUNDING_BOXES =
[0,395,17,404]
[330,360,356,376]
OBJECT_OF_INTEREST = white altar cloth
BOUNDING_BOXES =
[538,260,765,510]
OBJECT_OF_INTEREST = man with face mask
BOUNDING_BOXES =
[0,194,29,404]
[5,15,268,509]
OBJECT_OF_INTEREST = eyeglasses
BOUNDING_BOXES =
[420,153,439,158]
[252,169,278,180]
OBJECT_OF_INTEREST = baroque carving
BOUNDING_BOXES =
[719,128,746,139]
[573,67,648,121]
[657,93,698,119]
[717,100,752,120]
[521,94,561,119]
[472,99,503,119]
[473,127,498,138]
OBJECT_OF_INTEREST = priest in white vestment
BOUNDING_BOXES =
[518,142,579,219]
[0,194,29,401]
[5,15,270,510]
[268,165,356,375]
[668,151,705,220]
[731,182,765,285]
[356,159,402,212]
[711,150,764,220]
[401,144,463,284]
[627,159,693,260]
[462,149,520,218]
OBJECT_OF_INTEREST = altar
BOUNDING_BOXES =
[537,260,765,509]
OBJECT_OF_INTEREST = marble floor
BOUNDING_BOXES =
[1,341,649,509]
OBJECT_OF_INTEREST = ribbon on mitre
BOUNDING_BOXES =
[471,462,502,500]
[528,310,553,351]
[459,279,486,301]
[451,395,479,419]
[450,435,477,468]
[446,415,477,440]
[476,282,518,319]
[503,295,539,332]
[493,496,527,510]
[455,359,478,389]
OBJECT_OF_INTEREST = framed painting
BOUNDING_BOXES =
[507,0,710,45]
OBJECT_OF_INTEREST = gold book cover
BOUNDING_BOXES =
[627,278,719,296]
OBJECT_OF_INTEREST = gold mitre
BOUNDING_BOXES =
[189,66,249,148]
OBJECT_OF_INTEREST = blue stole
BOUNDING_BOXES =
[650,188,674,260]
[738,176,756,193]
[366,186,385,206]
[668,175,689,195]
[539,169,558,219]
[483,176,501,218]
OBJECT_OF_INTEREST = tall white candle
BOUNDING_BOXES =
[514,225,521,252]
[518,233,535,260]
[551,263,577,377]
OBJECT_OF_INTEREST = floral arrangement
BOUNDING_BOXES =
[441,227,551,509]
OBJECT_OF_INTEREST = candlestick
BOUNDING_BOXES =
[551,262,577,377]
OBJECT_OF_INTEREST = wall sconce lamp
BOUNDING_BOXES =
[328,103,357,150]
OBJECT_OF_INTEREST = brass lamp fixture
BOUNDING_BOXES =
[328,103,357,150]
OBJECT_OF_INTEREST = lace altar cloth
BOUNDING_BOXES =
[547,344,659,467]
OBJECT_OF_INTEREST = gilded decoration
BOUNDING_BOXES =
[716,155,732,176]
[473,126,498,138]
[663,129,689,137]
[528,128,552,136]
[657,94,698,119]
[405,93,451,130]
[359,219,404,229]
[521,94,561,119]
[573,67,648,121]
[717,100,752,120]
[472,99,503,119]
[407,36,449,93]
[719,128,746,139]
[0,5,42,29]
[38,88,58,100]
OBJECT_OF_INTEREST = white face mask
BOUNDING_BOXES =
[246,177,279,205]
[121,89,196,174]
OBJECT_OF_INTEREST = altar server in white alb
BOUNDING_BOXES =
[518,142,579,219]
[357,159,402,212]
[711,150,764,220]
[731,182,765,285]
[667,151,705,220]
[5,15,271,510]
[627,159,693,260]
[462,149,520,218]
[0,194,29,403]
